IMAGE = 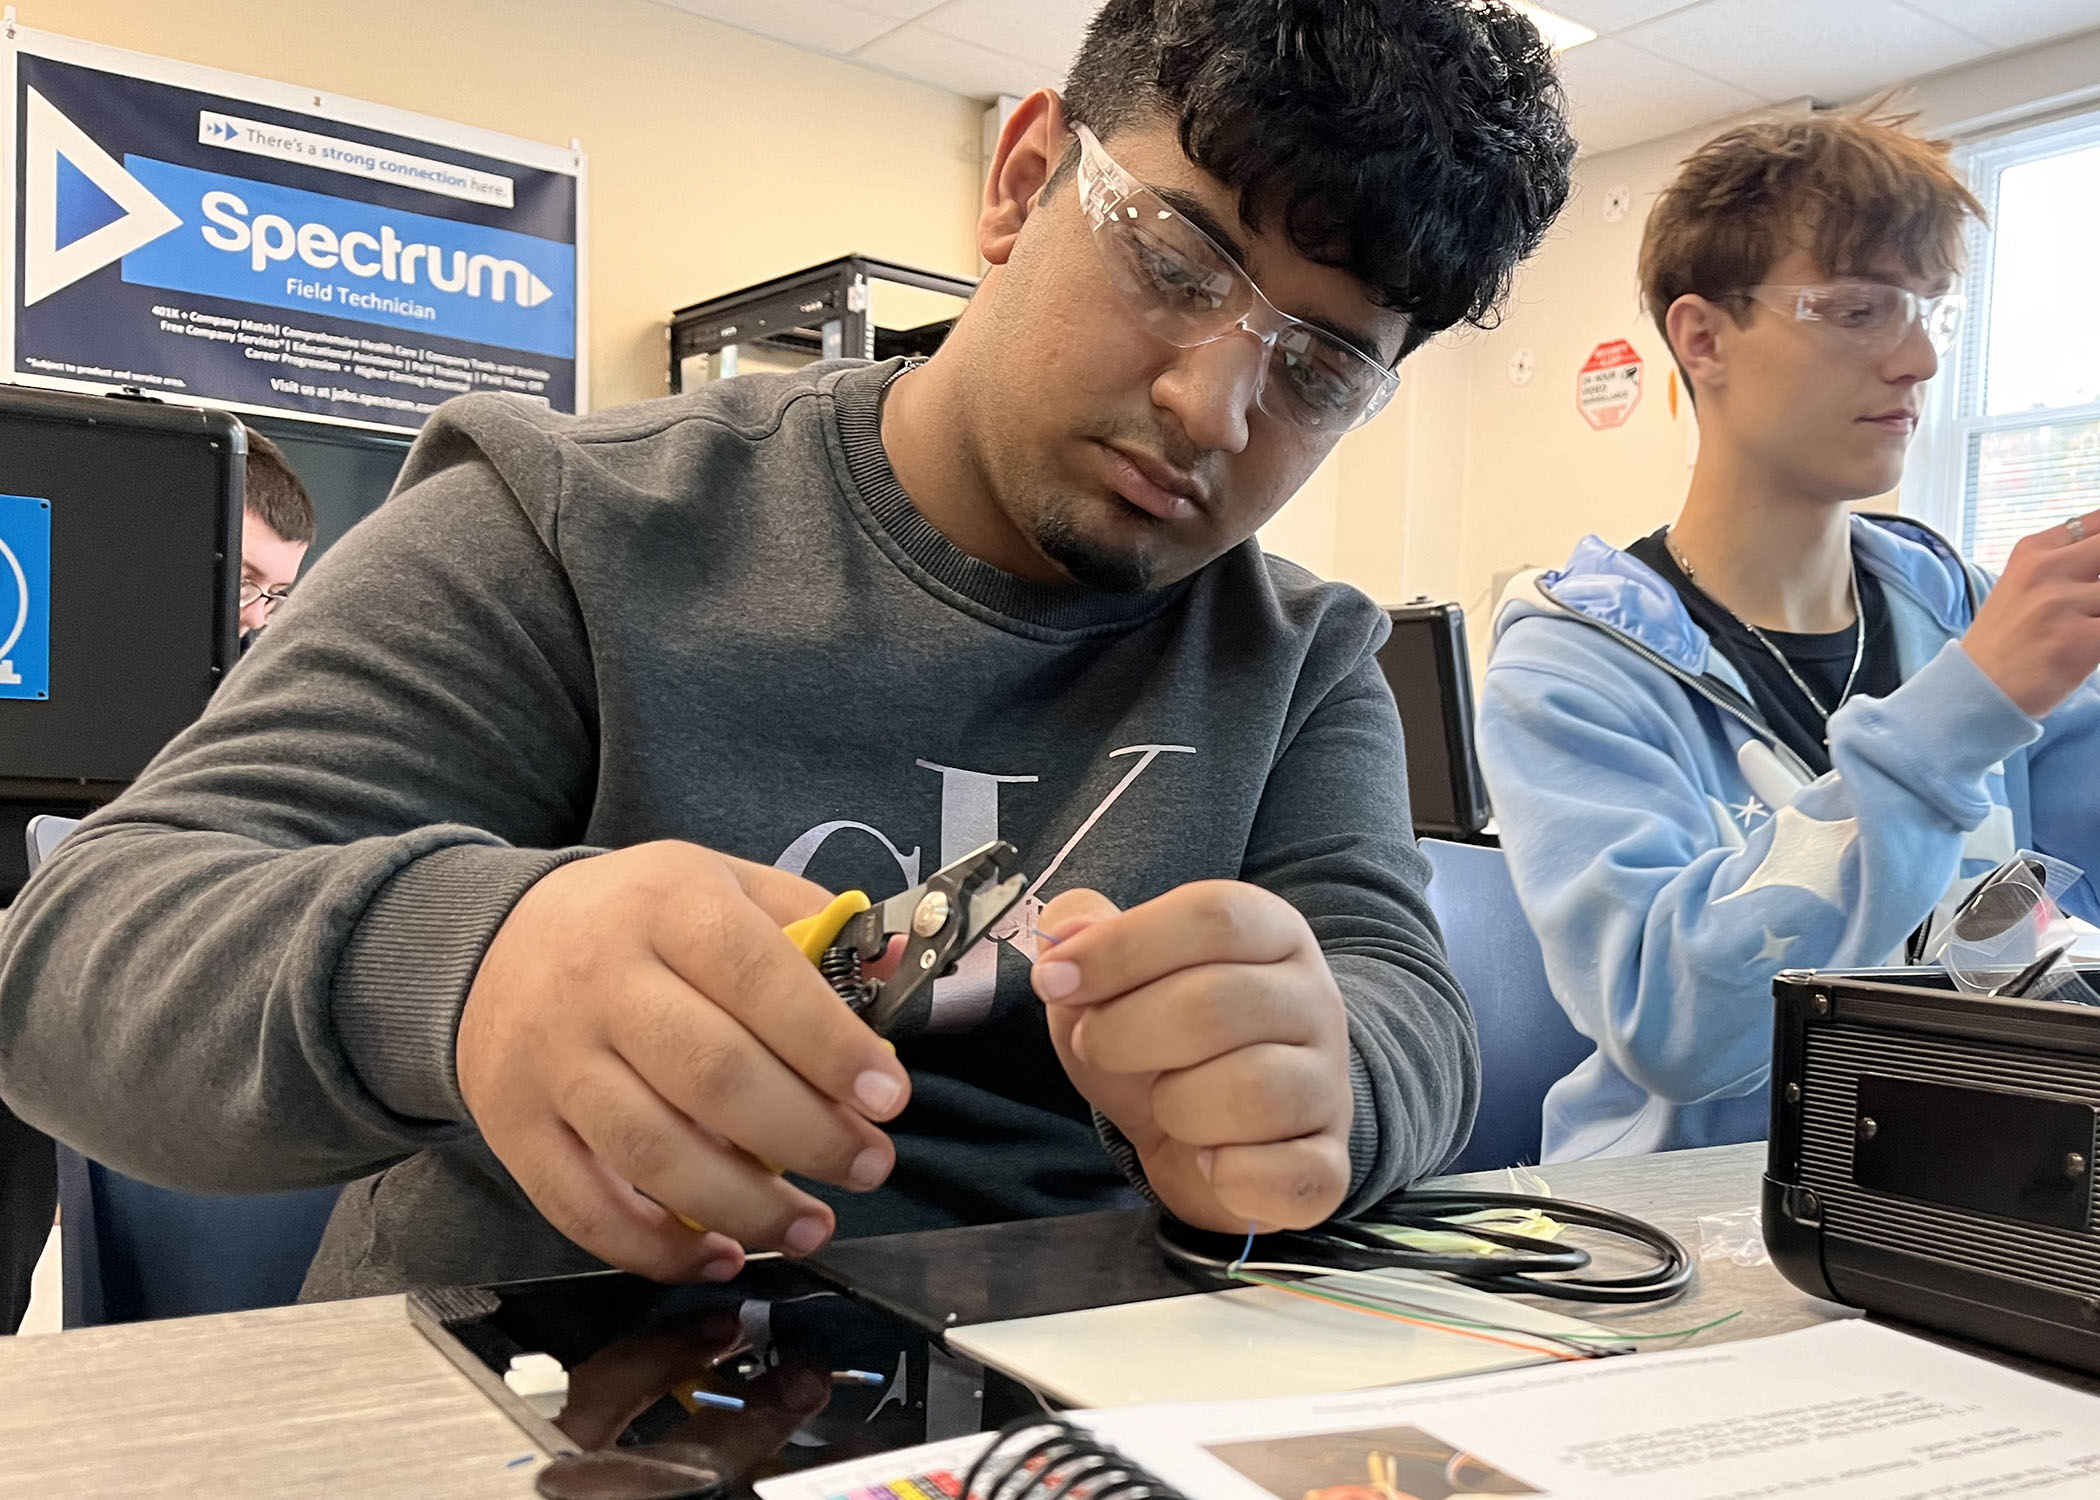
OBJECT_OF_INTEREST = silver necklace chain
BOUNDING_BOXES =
[1665,529,1866,734]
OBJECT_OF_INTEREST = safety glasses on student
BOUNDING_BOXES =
[239,579,292,615]
[1072,125,1402,435]
[1733,281,1965,358]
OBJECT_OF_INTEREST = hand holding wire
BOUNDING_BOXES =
[1031,880,1355,1234]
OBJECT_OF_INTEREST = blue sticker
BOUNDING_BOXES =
[0,496,53,701]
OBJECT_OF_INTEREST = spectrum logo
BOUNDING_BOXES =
[197,192,555,307]
[20,90,574,359]
[22,87,182,305]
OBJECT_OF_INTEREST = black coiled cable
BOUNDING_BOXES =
[963,1419,1174,1500]
[1155,1188,1693,1305]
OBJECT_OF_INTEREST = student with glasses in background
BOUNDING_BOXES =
[1478,108,2100,1164]
[0,0,1574,1300]
[236,427,314,644]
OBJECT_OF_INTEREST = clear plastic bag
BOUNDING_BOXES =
[1934,851,2098,1007]
[1696,1206,1768,1267]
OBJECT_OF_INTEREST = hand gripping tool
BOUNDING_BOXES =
[782,838,1027,1041]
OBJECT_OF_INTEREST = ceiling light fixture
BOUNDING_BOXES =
[1507,1,1598,52]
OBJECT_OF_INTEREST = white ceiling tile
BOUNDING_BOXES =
[915,0,1094,70]
[650,0,900,56]
[852,22,1058,99]
[647,0,2100,156]
[1895,0,2100,50]
[839,0,953,21]
[1623,0,1986,100]
[1555,36,1764,154]
[1538,0,1710,37]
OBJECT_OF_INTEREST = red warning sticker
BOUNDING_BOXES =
[1578,339,1643,430]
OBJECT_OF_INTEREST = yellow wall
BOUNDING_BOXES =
[1258,337,1474,605]
[1417,116,1736,630]
[42,0,986,411]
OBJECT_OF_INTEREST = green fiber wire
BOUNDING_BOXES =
[1230,1271,1603,1357]
[1232,1270,1569,1338]
[1558,1310,1744,1342]
[1231,1270,1743,1344]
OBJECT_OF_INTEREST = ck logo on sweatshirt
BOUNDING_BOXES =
[775,745,1194,1032]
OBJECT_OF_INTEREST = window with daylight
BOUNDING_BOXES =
[1916,109,2100,570]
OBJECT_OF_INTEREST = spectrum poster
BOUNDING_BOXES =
[3,26,585,431]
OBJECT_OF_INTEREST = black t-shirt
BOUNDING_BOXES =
[1627,529,1901,778]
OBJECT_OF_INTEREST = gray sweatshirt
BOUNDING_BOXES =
[0,359,1475,1298]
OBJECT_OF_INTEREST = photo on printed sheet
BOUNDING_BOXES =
[1202,1424,1540,1500]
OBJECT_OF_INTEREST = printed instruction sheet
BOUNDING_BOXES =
[762,1321,2100,1500]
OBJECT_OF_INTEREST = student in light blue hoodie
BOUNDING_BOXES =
[1478,109,2100,1162]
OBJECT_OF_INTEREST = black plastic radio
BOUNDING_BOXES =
[1765,967,2100,1376]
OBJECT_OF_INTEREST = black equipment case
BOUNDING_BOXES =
[1373,600,1492,841]
[1766,967,2100,1375]
[0,383,242,795]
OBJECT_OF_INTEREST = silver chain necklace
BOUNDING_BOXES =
[1665,529,1866,737]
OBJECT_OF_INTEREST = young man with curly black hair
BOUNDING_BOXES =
[0,0,1574,1297]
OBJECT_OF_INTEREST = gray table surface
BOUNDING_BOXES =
[1436,1140,1846,1346]
[0,1142,1822,1498]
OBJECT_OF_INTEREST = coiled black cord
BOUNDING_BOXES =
[963,1418,1172,1500]
[1155,1188,1693,1305]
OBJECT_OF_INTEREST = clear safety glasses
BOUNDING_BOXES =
[1736,281,1965,358]
[1073,125,1402,435]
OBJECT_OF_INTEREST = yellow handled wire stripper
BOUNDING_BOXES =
[781,838,1027,1041]
[660,840,1028,1236]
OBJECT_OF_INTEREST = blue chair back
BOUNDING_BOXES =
[25,814,342,1325]
[1421,838,1593,1173]
[55,1149,341,1326]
